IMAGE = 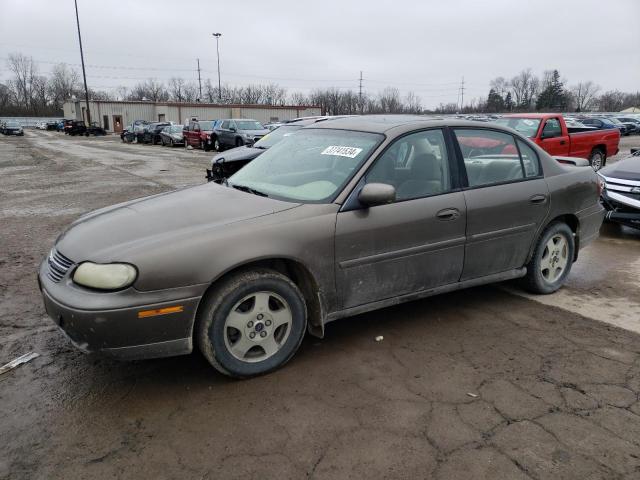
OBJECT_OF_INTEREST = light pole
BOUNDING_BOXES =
[74,0,91,126]
[212,33,222,102]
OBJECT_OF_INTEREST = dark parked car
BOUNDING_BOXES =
[67,121,107,136]
[122,120,150,143]
[211,119,270,150]
[207,117,337,182]
[581,117,626,136]
[614,117,640,135]
[160,124,185,147]
[1,120,23,136]
[38,116,604,378]
[143,122,171,144]
[598,149,640,229]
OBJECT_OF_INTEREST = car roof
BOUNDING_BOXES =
[308,115,496,134]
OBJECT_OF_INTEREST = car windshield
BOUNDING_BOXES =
[253,125,304,148]
[236,121,263,130]
[6,121,19,127]
[607,118,622,125]
[493,118,541,137]
[199,121,214,130]
[170,125,183,133]
[229,129,383,202]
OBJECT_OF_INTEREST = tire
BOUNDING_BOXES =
[235,137,243,148]
[588,148,605,171]
[213,136,221,152]
[196,269,307,378]
[522,222,575,294]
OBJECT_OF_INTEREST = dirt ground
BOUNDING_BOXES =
[1,130,640,479]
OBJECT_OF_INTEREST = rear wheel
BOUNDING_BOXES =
[235,137,244,148]
[522,222,574,294]
[588,148,605,171]
[196,269,307,378]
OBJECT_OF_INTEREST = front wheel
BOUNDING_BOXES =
[522,222,575,294]
[213,137,221,152]
[196,269,307,378]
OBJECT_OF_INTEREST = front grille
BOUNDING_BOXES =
[47,248,74,282]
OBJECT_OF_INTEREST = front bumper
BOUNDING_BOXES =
[600,175,640,229]
[38,259,207,360]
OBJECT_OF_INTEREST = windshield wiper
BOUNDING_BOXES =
[230,183,269,197]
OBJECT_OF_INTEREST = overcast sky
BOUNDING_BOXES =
[1,0,638,108]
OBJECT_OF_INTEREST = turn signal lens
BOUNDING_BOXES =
[73,262,137,290]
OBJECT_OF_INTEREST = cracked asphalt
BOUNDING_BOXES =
[1,131,640,479]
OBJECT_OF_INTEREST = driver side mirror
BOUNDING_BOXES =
[358,183,396,207]
[230,126,237,132]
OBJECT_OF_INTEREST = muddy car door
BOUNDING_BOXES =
[335,129,466,309]
[453,128,549,280]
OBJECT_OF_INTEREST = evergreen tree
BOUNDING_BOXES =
[486,88,505,112]
[536,70,568,111]
[504,92,513,111]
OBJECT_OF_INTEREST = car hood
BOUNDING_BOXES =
[241,129,270,136]
[211,146,264,166]
[56,183,300,262]
[600,154,640,181]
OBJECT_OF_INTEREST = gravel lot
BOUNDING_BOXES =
[1,130,640,479]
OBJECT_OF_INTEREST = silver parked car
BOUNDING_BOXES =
[39,116,604,378]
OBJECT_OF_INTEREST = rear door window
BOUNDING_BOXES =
[454,129,528,187]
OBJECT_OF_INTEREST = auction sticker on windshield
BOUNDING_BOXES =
[321,146,363,158]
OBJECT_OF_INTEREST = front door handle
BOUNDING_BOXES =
[529,194,547,204]
[559,140,566,145]
[436,208,461,221]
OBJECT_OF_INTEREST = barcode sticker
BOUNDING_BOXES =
[321,145,363,158]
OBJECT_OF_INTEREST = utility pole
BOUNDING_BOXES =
[212,33,222,102]
[74,0,91,126]
[197,58,202,101]
[358,71,363,114]
[459,76,465,112]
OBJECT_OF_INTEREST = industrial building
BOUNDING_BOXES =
[63,100,322,133]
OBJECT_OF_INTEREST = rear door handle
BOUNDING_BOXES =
[436,208,461,221]
[529,194,547,204]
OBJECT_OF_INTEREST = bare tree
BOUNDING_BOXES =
[404,91,422,114]
[47,63,80,110]
[509,69,539,110]
[379,87,402,113]
[6,53,39,111]
[168,77,187,102]
[597,90,626,112]
[489,76,510,99]
[569,81,600,112]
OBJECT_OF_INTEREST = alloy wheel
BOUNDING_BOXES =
[540,234,569,283]
[223,291,292,363]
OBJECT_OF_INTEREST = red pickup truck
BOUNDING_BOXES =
[495,114,619,171]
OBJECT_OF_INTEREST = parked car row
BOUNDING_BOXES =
[121,118,271,152]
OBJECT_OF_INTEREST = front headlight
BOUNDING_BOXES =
[73,262,137,290]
